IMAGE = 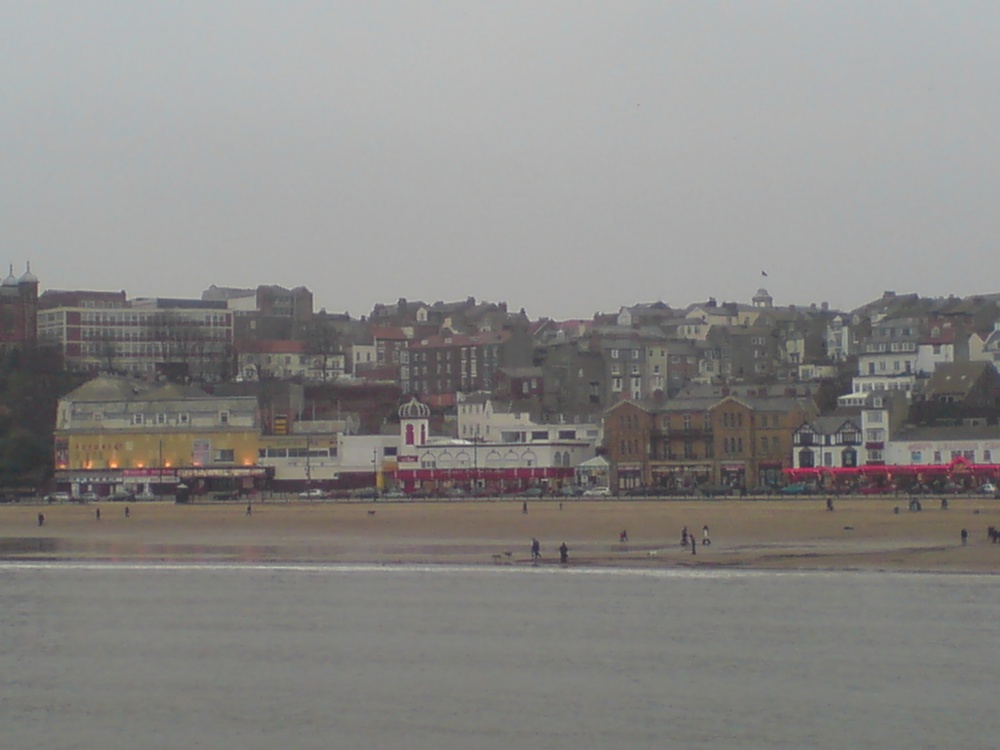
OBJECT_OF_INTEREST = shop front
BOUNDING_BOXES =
[175,466,274,498]
[649,462,712,493]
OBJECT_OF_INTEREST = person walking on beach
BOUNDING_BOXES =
[124,506,130,519]
[702,525,710,546]
[826,497,835,512]
[246,503,252,516]
[690,535,696,555]
[37,512,45,527]
[961,528,968,545]
[95,508,101,521]
[522,500,528,515]
[681,526,689,546]
[531,538,541,561]
[559,542,569,564]
[619,530,629,543]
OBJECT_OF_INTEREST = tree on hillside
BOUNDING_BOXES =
[0,345,83,489]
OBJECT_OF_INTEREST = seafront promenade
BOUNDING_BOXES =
[2,497,999,573]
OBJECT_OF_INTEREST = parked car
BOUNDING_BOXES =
[444,487,466,498]
[298,488,326,499]
[699,485,733,498]
[582,486,611,497]
[780,482,811,495]
[520,487,545,498]
[559,486,584,497]
[381,488,406,499]
[979,482,997,495]
[44,492,71,503]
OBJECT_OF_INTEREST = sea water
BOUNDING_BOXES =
[1,564,998,750]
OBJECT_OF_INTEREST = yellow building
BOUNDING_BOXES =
[54,375,267,498]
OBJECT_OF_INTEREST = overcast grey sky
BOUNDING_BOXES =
[3,1,998,319]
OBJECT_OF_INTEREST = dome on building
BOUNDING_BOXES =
[752,288,773,308]
[398,397,431,419]
[2,265,17,287]
[18,262,37,285]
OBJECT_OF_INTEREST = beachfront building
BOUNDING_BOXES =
[53,375,266,498]
[394,397,589,494]
[603,393,816,492]
[791,417,862,470]
[456,392,602,448]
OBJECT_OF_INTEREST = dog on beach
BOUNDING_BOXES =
[367,510,376,516]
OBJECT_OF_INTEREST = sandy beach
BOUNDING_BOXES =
[2,497,999,573]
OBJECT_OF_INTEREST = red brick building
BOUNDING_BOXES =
[0,264,39,347]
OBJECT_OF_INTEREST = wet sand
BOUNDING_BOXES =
[2,497,999,573]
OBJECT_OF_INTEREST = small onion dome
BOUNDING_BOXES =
[2,265,17,287]
[18,262,37,284]
[398,397,431,419]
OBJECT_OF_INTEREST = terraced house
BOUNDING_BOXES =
[604,394,816,492]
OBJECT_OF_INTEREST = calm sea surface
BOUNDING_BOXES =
[1,564,998,750]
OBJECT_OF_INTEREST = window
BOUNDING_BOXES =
[156,413,167,425]
[531,431,548,441]
[132,413,144,425]
[911,451,922,464]
[178,413,189,425]
[219,411,229,424]
[933,451,942,463]
[984,450,992,463]
[214,449,235,463]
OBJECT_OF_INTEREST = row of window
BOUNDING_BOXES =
[258,448,334,458]
[910,449,993,464]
